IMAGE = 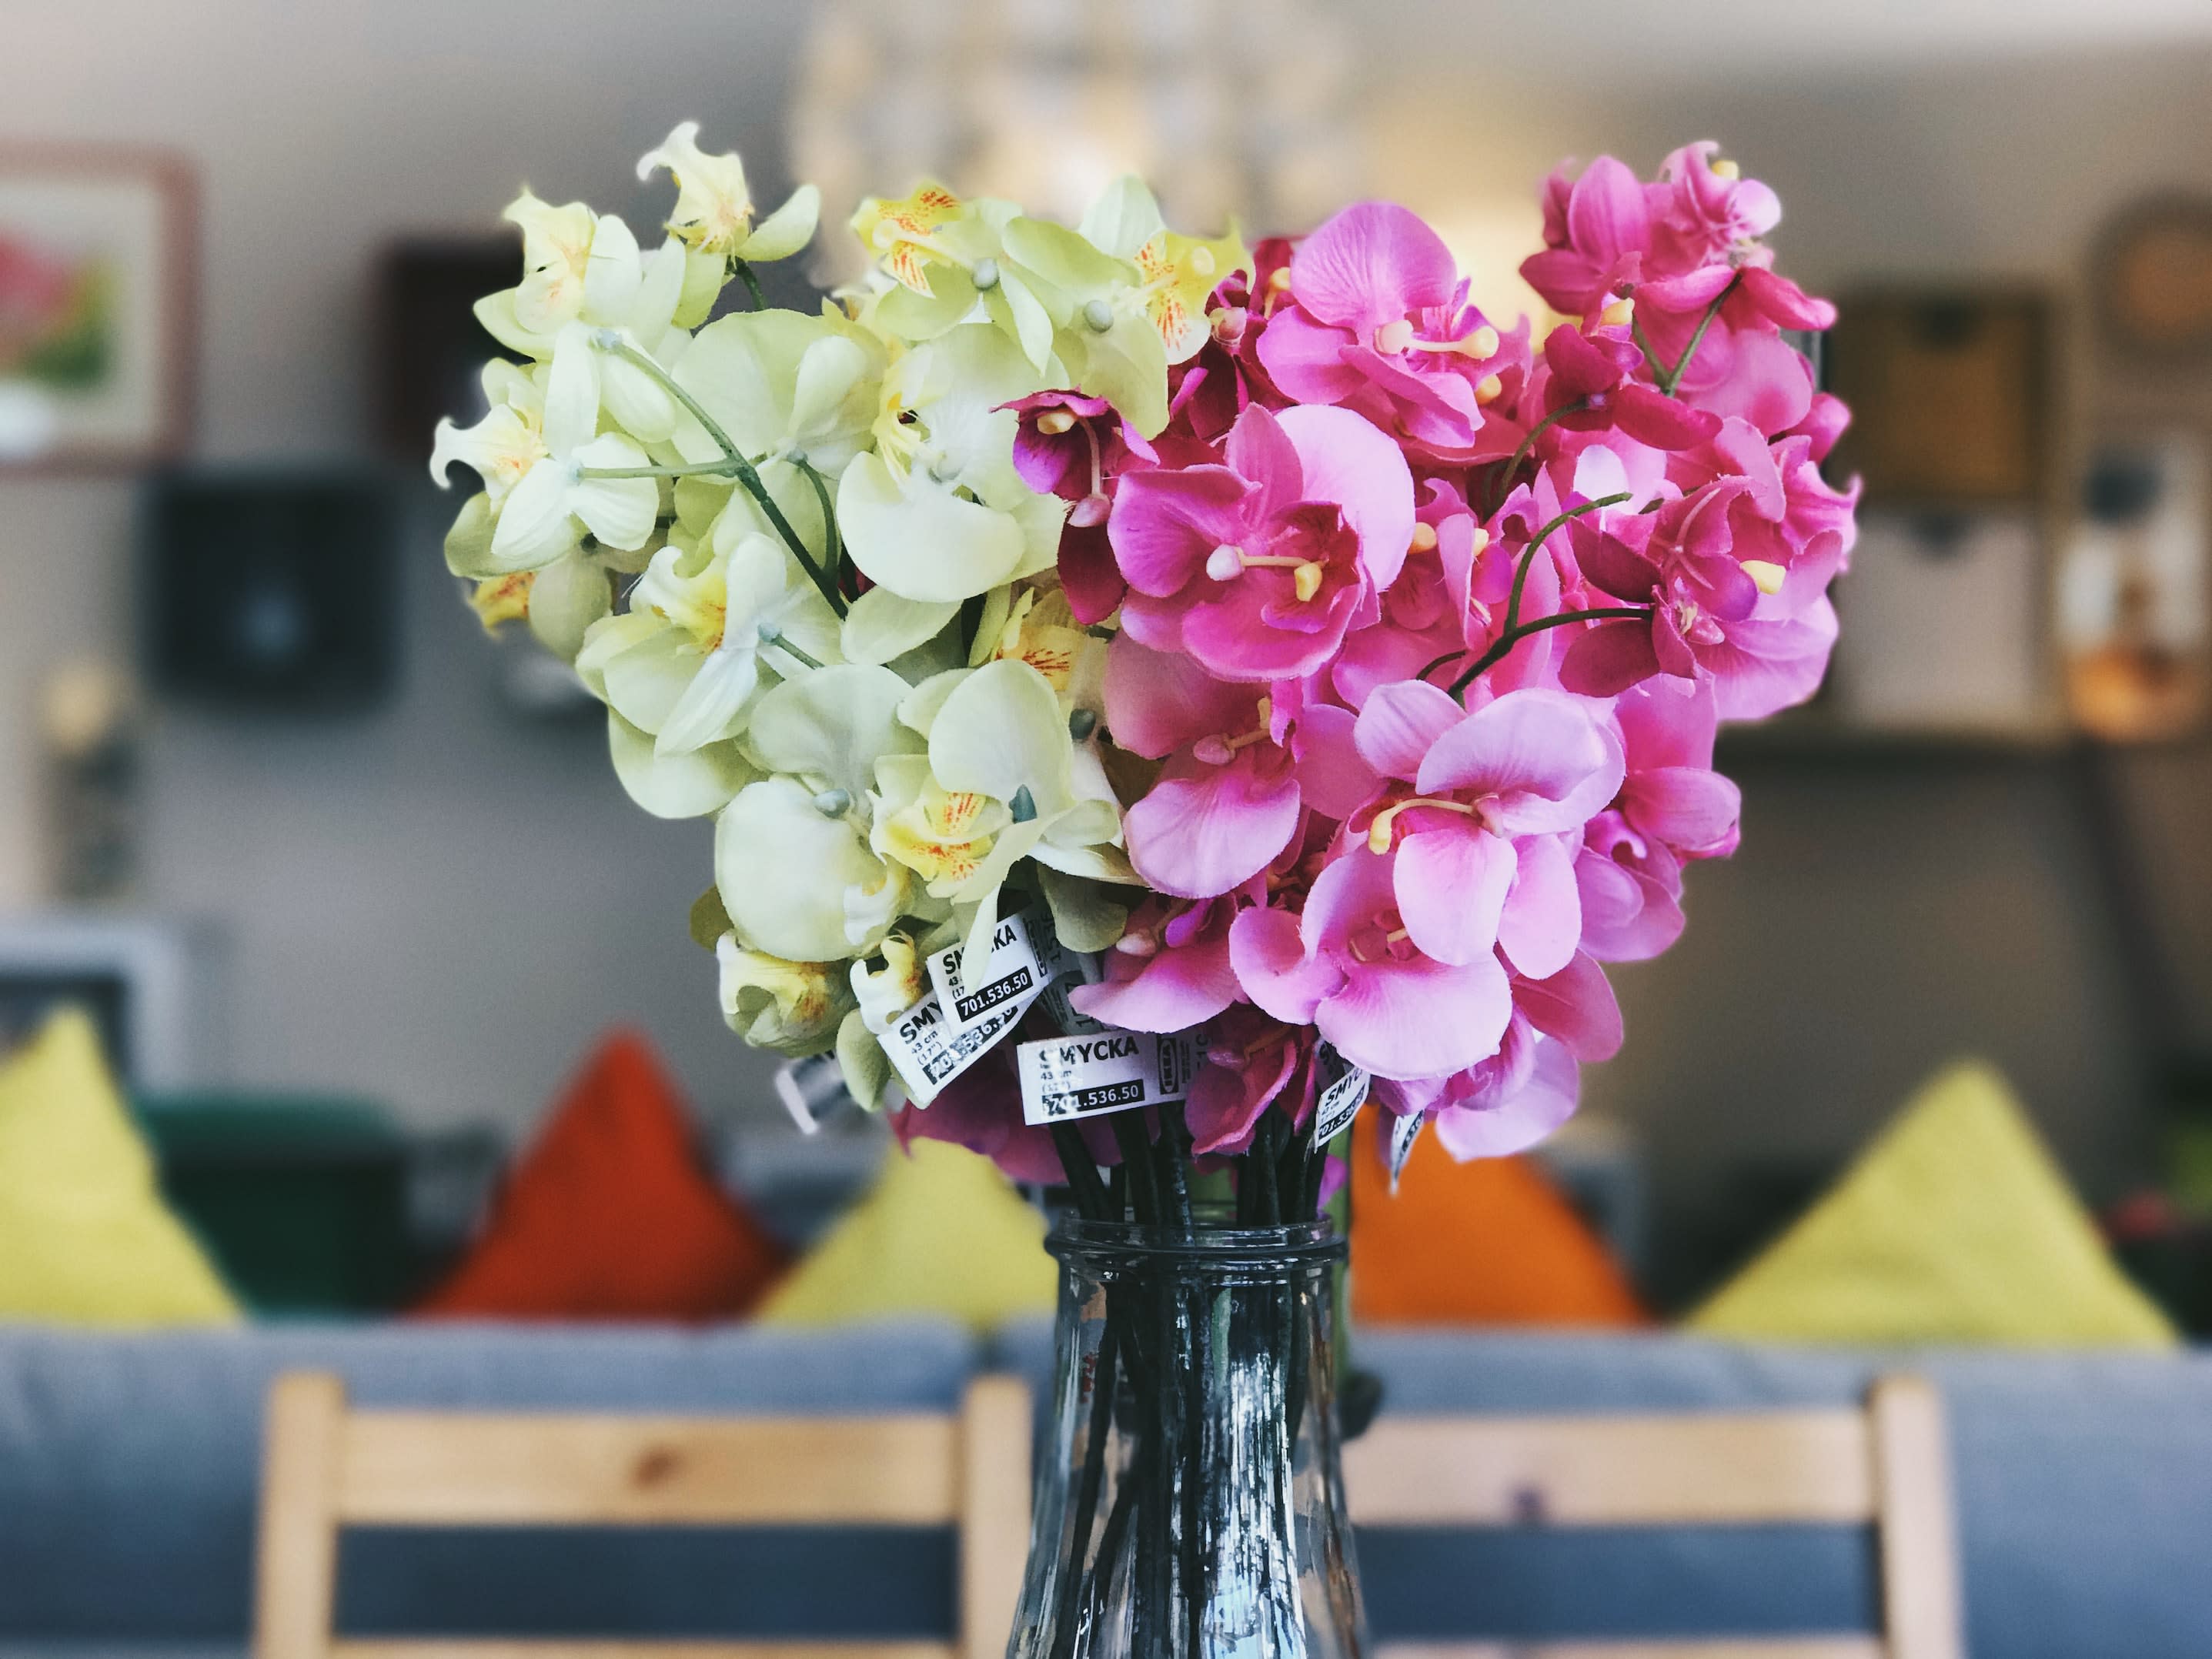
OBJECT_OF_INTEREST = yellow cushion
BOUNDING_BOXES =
[759,1137,1055,1331]
[1689,1060,2174,1348]
[0,1010,239,1326]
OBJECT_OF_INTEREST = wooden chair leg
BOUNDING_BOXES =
[255,1371,347,1659]
[958,1376,1033,1659]
[1869,1374,1965,1659]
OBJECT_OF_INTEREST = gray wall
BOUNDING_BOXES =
[2,7,2207,1269]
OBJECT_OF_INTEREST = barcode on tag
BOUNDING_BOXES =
[1017,1027,1200,1126]
[1309,1043,1371,1150]
[929,907,1079,1036]
[878,986,1034,1107]
[1386,1110,1426,1192]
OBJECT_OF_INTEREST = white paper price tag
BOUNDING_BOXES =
[1017,1026,1200,1126]
[928,907,1074,1036]
[1386,1109,1426,1192]
[878,987,1034,1107]
[1309,1043,1370,1150]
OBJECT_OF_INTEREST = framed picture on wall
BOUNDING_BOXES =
[0,147,195,470]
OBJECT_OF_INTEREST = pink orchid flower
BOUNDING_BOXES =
[1373,1016,1582,1161]
[1104,635,1372,899]
[1521,156,1655,319]
[1070,893,1241,1034]
[1539,322,1721,452]
[1256,201,1529,460]
[1562,485,1843,718]
[1109,401,1415,683]
[1652,142,1782,271]
[1185,1009,1305,1157]
[1329,479,1485,708]
[1009,391,1158,626]
[1228,843,1513,1080]
[1350,683,1625,977]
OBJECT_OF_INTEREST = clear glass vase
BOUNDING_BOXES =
[1009,1213,1367,1659]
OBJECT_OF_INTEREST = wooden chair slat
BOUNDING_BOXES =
[1347,1410,1876,1526]
[1869,1376,1966,1659]
[256,1374,1027,1659]
[1375,1640,1886,1659]
[335,1412,962,1525]
[331,1644,957,1659]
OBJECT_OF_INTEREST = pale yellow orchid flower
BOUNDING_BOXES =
[851,179,969,295]
[717,936,852,1056]
[638,122,822,264]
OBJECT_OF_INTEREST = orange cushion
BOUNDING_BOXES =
[1350,1121,1647,1327]
[416,1030,787,1321]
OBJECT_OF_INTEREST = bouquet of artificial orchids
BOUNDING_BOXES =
[432,126,1854,1219]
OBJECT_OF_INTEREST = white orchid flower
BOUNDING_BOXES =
[741,663,921,804]
[639,122,821,327]
[670,307,882,476]
[836,325,1064,604]
[1075,175,1251,368]
[716,775,911,963]
[877,658,1128,975]
[584,530,844,762]
[430,332,660,576]
[717,936,852,1056]
[473,190,691,385]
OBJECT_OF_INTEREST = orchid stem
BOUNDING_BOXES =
[731,259,768,310]
[1450,604,1652,694]
[795,459,850,595]
[590,332,846,616]
[1659,275,1740,396]
[759,630,825,673]
[1486,399,1585,517]
[576,459,748,482]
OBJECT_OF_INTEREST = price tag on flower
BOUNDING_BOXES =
[927,906,1074,1037]
[877,988,1033,1108]
[1309,1043,1370,1150]
[1016,1027,1200,1126]
[1387,1110,1427,1193]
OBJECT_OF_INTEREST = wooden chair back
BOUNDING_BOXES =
[1344,1373,1963,1659]
[253,1370,1031,1659]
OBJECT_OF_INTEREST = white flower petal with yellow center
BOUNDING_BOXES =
[505,190,596,336]
[638,121,822,266]
[646,532,844,758]
[850,934,928,1035]
[429,360,548,516]
[852,181,969,297]
[717,776,904,962]
[1076,175,1251,366]
[871,752,1009,891]
[717,936,850,1056]
[606,709,758,819]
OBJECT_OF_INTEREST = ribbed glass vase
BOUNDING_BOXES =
[1008,1213,1366,1659]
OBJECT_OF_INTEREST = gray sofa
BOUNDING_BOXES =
[3,1321,2209,1657]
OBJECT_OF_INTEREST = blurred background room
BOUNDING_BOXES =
[6,0,2212,1312]
[4,2,2212,1655]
